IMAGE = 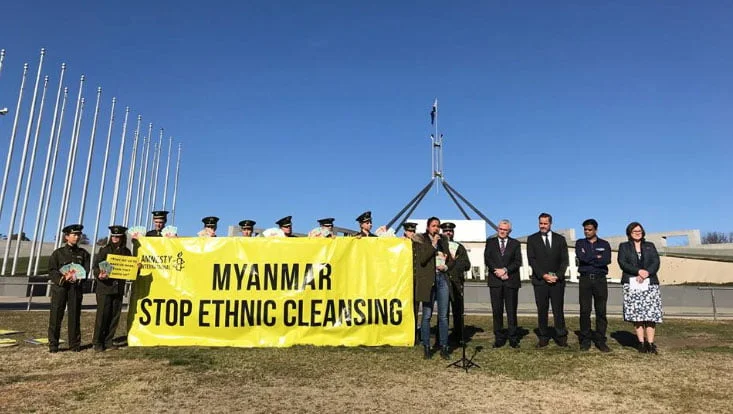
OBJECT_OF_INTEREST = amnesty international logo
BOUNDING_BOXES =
[140,251,186,272]
[173,252,185,271]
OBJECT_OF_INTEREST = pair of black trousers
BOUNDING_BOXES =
[93,293,123,348]
[578,275,608,344]
[533,282,567,339]
[48,283,83,349]
[489,286,519,341]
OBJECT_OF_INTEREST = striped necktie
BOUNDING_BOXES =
[500,239,506,256]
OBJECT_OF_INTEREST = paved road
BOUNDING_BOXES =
[2,282,732,319]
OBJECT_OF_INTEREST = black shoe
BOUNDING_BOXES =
[49,347,59,354]
[637,340,647,353]
[423,346,432,360]
[648,343,658,355]
[536,338,549,348]
[70,346,81,352]
[556,336,569,347]
[509,340,520,349]
[596,342,611,353]
[93,345,105,352]
[440,346,450,360]
[493,339,507,348]
[580,342,591,351]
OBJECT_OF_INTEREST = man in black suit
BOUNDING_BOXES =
[527,212,569,347]
[484,219,523,348]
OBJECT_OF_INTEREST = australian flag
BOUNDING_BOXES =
[430,98,437,125]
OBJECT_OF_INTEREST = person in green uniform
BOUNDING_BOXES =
[239,220,256,237]
[47,224,91,353]
[353,211,377,237]
[92,225,132,352]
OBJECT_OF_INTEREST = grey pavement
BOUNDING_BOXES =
[1,282,732,319]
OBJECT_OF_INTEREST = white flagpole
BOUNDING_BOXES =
[109,107,130,226]
[0,49,5,80]
[146,129,162,219]
[170,143,181,224]
[133,123,151,225]
[89,97,116,276]
[78,86,102,223]
[162,136,173,209]
[144,140,157,222]
[136,123,152,225]
[27,63,66,275]
[122,115,141,226]
[150,130,163,212]
[2,50,45,275]
[11,75,49,275]
[55,75,86,247]
[34,87,69,275]
[0,63,29,222]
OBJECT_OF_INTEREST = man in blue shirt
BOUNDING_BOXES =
[575,219,612,352]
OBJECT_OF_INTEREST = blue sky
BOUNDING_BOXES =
[0,1,731,242]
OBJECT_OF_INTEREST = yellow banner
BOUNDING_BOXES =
[106,254,140,280]
[127,237,414,347]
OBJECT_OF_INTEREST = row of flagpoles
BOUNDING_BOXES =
[0,48,183,276]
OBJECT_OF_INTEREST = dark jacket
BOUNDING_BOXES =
[412,232,452,302]
[575,237,612,275]
[617,240,660,285]
[484,237,523,289]
[446,241,471,299]
[48,244,91,286]
[94,243,132,295]
[526,231,569,286]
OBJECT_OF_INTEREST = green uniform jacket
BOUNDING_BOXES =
[446,242,471,299]
[48,244,91,286]
[94,243,132,295]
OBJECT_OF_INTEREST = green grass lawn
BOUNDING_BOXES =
[1,312,732,412]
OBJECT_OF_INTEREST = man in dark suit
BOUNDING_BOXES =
[527,212,569,347]
[484,219,523,348]
[440,222,471,345]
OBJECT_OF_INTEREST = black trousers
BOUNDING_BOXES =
[489,285,519,341]
[93,293,123,347]
[533,282,567,339]
[578,275,608,344]
[48,283,83,349]
[449,278,464,340]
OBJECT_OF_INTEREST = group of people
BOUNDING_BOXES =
[410,213,663,359]
[46,210,663,357]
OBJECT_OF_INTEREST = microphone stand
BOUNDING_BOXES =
[448,275,480,373]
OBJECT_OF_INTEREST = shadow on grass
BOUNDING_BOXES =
[610,330,639,348]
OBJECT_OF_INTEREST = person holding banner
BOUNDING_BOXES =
[239,220,256,237]
[47,224,91,353]
[276,216,296,237]
[199,216,219,237]
[146,210,168,237]
[353,211,377,237]
[414,217,452,359]
[317,217,336,238]
[92,225,131,352]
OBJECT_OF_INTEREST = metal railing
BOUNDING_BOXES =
[697,287,733,321]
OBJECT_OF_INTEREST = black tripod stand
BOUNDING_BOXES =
[448,280,480,372]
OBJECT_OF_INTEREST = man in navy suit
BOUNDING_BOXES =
[527,212,569,347]
[484,219,523,348]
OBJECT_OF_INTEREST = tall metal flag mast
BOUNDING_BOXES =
[385,99,498,232]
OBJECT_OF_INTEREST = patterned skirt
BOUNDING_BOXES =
[622,284,664,323]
